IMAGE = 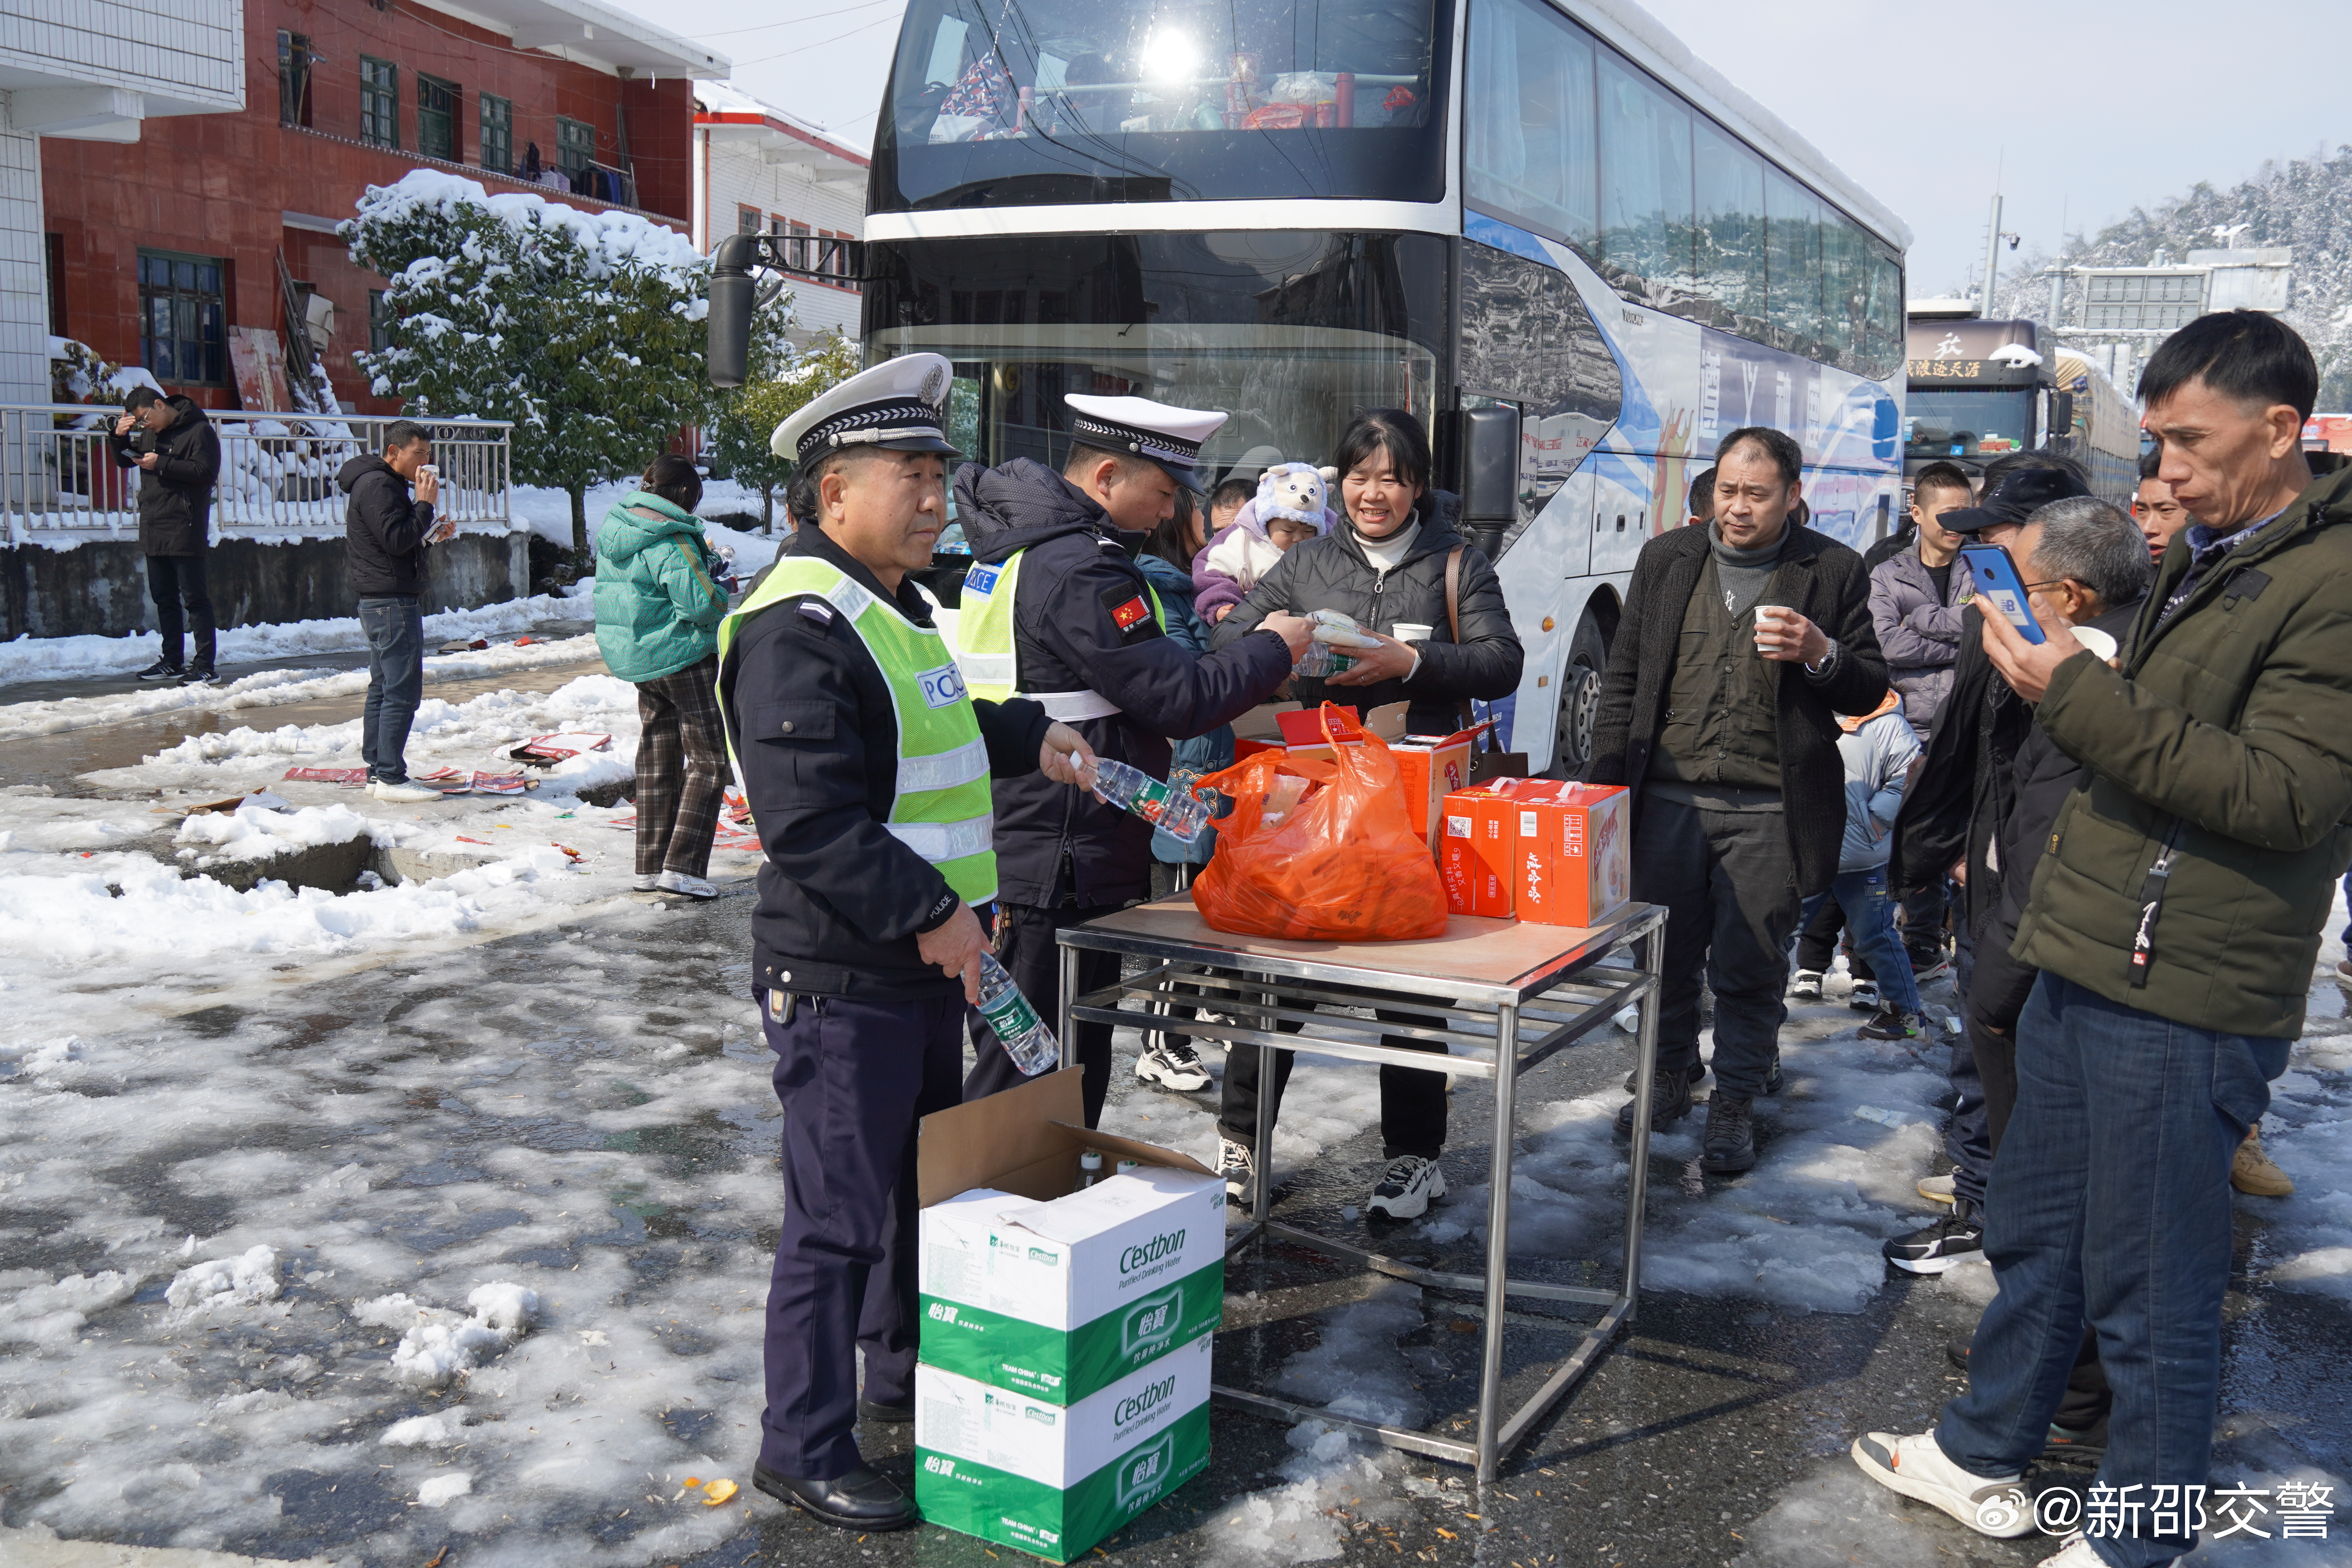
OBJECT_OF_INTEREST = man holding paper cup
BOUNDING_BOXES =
[336,421,455,804]
[1587,425,1889,1175]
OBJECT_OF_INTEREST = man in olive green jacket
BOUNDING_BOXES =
[1853,311,2348,1568]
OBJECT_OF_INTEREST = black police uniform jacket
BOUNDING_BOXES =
[956,459,1294,908]
[720,526,1052,999]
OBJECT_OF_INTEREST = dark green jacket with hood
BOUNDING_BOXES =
[2016,458,2352,1037]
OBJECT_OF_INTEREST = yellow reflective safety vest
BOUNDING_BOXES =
[716,555,998,906]
[955,549,1164,720]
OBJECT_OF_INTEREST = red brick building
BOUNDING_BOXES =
[42,0,728,414]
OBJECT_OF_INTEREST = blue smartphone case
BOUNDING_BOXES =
[1959,544,2047,645]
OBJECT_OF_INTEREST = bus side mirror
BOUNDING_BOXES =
[1458,405,1518,525]
[708,233,755,389]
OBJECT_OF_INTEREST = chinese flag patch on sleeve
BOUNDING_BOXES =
[1110,595,1150,629]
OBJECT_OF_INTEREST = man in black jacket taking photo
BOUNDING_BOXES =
[112,388,222,685]
[337,421,452,804]
[1588,425,1889,1174]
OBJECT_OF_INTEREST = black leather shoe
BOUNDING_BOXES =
[751,1462,918,1530]
[858,1398,914,1424]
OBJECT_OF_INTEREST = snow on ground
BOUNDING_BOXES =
[0,635,608,743]
[0,588,595,690]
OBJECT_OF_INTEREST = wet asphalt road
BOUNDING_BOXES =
[5,883,2342,1568]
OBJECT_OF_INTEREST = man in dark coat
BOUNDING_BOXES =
[1587,425,1889,1174]
[953,395,1309,1125]
[111,388,221,684]
[336,421,449,804]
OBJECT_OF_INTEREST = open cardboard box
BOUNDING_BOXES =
[918,1063,1215,1208]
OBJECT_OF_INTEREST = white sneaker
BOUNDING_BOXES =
[1849,1430,2032,1537]
[2037,1535,2102,1566]
[1218,1137,1259,1206]
[1918,1173,1956,1205]
[655,869,718,899]
[1366,1155,1446,1220]
[632,873,661,892]
[370,779,442,804]
[1135,1038,1211,1092]
[1788,968,1824,1002]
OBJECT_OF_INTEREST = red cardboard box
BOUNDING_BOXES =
[1439,778,1563,918]
[1515,784,1632,927]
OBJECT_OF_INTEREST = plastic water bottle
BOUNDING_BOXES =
[1077,1149,1106,1189]
[1087,757,1213,844]
[977,952,1059,1076]
[1292,609,1379,678]
[1115,1158,1142,1176]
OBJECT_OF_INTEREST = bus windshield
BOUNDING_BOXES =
[867,231,1444,479]
[875,0,1448,209]
[1904,387,2034,461]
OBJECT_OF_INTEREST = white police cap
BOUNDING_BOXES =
[1064,394,1229,493]
[772,352,958,463]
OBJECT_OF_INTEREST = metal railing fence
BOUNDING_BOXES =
[0,407,512,542]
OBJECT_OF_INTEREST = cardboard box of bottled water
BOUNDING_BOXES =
[918,1167,1225,1405]
[913,1332,1212,1563]
[916,1068,1225,1406]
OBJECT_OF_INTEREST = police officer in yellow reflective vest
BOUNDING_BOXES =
[719,354,1095,1532]
[953,396,1313,1123]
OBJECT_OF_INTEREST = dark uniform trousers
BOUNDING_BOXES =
[759,987,962,1481]
[963,900,1120,1125]
[1217,986,1451,1160]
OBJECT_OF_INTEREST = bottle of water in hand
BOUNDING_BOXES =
[1086,757,1213,844]
[976,952,1059,1076]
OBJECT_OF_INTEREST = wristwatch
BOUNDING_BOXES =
[1804,639,1840,676]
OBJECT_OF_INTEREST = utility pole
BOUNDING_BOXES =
[1980,193,2004,315]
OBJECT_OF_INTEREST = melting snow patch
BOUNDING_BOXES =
[416,1472,473,1507]
[0,1269,138,1347]
[382,1412,469,1447]
[164,1246,281,1319]
[362,1283,539,1390]
[174,800,389,863]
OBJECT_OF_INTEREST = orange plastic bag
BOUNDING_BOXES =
[1189,704,1450,941]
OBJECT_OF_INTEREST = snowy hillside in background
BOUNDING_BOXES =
[1958,143,2352,408]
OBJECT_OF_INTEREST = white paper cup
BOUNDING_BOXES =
[1391,622,1434,642]
[2070,625,2118,661]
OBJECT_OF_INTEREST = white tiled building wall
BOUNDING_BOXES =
[0,129,44,408]
[0,0,244,407]
[706,141,866,346]
[0,0,245,109]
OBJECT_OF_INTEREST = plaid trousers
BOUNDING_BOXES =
[633,655,728,878]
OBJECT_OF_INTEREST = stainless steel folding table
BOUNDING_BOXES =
[1056,894,1666,1483]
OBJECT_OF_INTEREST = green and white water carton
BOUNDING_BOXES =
[914,1332,1212,1562]
[920,1167,1224,1404]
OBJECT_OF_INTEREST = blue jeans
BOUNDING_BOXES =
[358,596,424,783]
[1797,866,1922,1015]
[1935,974,2288,1568]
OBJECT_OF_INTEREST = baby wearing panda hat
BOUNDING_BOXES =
[1193,461,1339,624]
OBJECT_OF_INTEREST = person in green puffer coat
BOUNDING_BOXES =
[593,455,734,900]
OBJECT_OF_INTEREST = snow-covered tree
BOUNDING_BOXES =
[345,171,712,552]
[707,328,860,531]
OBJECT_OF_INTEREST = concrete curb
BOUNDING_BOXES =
[0,1523,339,1568]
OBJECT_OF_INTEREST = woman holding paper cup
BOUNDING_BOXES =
[1205,409,1524,1220]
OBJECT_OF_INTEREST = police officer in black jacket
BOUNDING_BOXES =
[719,356,1097,1531]
[952,395,1313,1123]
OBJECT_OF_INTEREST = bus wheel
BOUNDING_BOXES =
[1550,613,1608,778]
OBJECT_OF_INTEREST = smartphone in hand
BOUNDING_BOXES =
[1958,544,2046,646]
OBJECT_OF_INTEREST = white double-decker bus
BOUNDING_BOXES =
[858,0,1909,774]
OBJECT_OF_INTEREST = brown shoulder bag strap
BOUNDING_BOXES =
[1444,545,1478,733]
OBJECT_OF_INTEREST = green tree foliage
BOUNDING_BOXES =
[345,171,711,552]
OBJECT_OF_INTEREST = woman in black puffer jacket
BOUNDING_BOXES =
[1205,409,1524,1221]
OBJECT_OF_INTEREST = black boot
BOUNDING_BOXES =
[1614,1067,1692,1135]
